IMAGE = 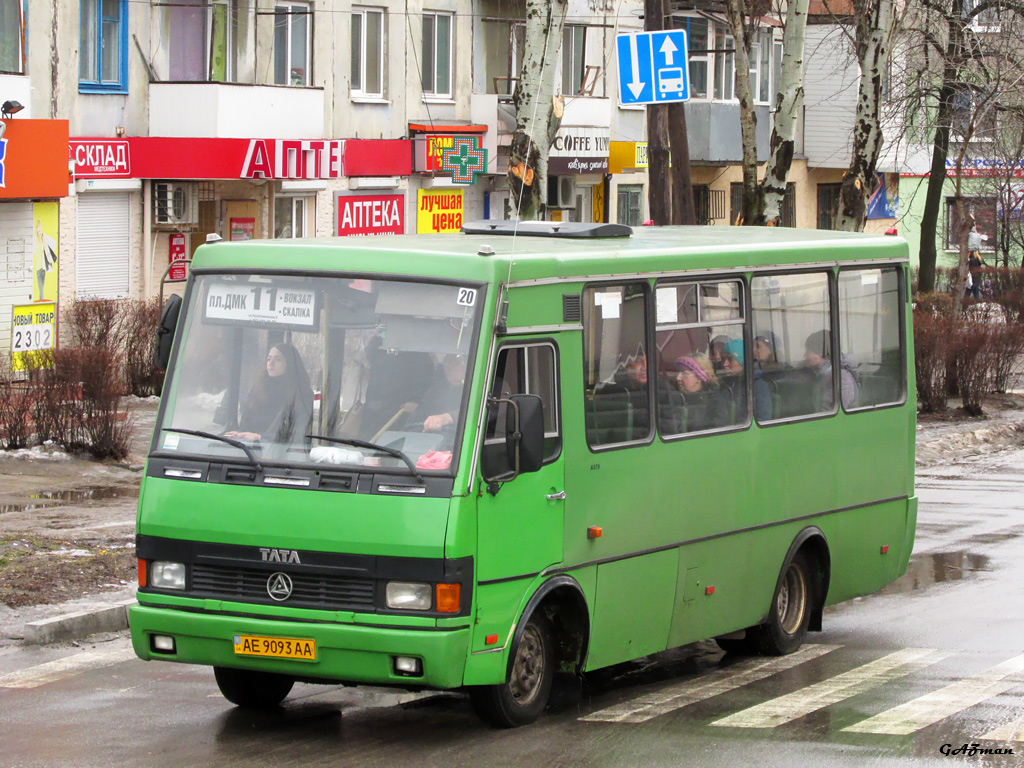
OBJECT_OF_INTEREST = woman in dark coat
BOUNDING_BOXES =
[227,342,313,443]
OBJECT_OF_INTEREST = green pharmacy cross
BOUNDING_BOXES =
[440,137,488,184]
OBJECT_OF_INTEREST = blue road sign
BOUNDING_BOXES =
[616,30,690,106]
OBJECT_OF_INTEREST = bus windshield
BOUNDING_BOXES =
[154,273,482,476]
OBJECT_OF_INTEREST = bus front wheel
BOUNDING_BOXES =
[470,611,554,727]
[752,553,812,656]
[213,666,295,709]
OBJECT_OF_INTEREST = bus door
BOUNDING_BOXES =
[476,341,564,582]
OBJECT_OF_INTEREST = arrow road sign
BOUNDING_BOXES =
[616,30,690,106]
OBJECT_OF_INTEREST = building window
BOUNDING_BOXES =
[817,184,842,230]
[209,0,243,82]
[781,183,796,227]
[165,0,244,82]
[352,7,384,97]
[561,25,586,95]
[686,17,708,99]
[617,185,643,227]
[0,0,24,74]
[756,28,771,103]
[483,20,525,98]
[946,196,996,251]
[692,185,725,224]
[80,0,127,92]
[965,0,1000,30]
[275,196,312,238]
[951,86,997,141]
[274,1,310,86]
[713,24,734,101]
[422,11,452,98]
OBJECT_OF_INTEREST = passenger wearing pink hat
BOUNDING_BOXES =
[674,356,709,393]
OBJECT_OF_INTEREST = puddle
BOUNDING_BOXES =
[0,486,137,515]
[879,550,991,595]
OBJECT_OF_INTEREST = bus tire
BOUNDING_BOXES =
[469,611,555,728]
[213,666,295,709]
[752,552,812,656]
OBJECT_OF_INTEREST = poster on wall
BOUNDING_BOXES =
[32,202,59,303]
[11,302,56,372]
[169,233,189,281]
[417,190,464,233]
[230,218,255,241]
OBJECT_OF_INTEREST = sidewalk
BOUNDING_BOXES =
[1,395,1023,648]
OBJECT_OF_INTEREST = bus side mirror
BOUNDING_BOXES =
[155,294,183,371]
[506,394,544,475]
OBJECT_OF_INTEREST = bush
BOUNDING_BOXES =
[913,305,955,412]
[78,347,133,460]
[0,354,32,449]
[949,321,996,416]
[28,349,86,451]
[989,322,1024,393]
[122,298,165,397]
[66,299,124,352]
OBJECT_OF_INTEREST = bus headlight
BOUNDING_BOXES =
[150,561,186,590]
[386,582,431,610]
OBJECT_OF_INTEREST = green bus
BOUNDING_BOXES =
[130,223,916,727]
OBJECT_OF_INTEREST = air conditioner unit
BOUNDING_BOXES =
[153,181,199,229]
[547,175,576,209]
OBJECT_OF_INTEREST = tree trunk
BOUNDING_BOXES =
[836,0,894,232]
[645,0,671,224]
[507,0,569,220]
[724,0,762,225]
[758,0,809,226]
[668,103,696,224]
[919,0,965,294]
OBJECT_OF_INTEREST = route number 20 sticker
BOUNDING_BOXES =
[457,288,477,307]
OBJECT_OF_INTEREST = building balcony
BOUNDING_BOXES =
[149,83,325,139]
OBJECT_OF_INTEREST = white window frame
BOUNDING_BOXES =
[273,0,311,86]
[352,6,385,98]
[966,0,1000,31]
[275,195,313,238]
[0,0,25,74]
[713,24,735,102]
[687,17,709,100]
[561,24,586,96]
[422,11,453,99]
[209,0,236,82]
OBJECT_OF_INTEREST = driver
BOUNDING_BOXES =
[418,353,467,432]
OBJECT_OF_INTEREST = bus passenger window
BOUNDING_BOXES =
[839,268,903,409]
[582,284,651,447]
[655,280,746,435]
[751,272,836,419]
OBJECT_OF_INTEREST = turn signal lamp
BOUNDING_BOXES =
[435,583,461,613]
[137,559,147,587]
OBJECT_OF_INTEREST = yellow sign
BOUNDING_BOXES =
[33,202,59,303]
[11,302,56,371]
[608,142,649,174]
[417,189,465,233]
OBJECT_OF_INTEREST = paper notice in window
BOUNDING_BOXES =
[597,291,621,319]
[861,273,879,286]
[656,287,677,324]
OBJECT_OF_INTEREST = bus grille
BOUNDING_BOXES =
[190,565,376,611]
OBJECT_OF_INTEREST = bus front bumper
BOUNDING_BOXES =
[129,604,470,689]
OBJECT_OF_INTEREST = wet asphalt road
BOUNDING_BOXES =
[1,448,1023,767]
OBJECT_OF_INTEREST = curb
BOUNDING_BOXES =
[22,599,136,646]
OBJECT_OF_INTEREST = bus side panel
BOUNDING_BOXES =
[462,580,529,685]
[819,497,914,605]
[585,549,677,671]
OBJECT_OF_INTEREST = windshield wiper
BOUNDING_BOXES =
[306,435,424,484]
[161,428,263,472]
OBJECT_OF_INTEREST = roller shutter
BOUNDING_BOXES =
[77,192,130,299]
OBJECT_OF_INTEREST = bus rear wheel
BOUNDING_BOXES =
[213,667,295,709]
[751,553,812,656]
[470,611,554,728]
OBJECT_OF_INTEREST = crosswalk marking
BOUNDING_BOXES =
[0,647,137,690]
[981,710,1024,742]
[710,648,950,729]
[581,644,839,724]
[843,653,1024,735]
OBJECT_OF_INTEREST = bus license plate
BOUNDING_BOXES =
[233,634,316,660]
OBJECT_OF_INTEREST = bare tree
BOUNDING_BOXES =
[759,0,811,225]
[836,0,897,231]
[507,0,569,219]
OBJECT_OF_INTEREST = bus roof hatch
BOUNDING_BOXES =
[461,221,632,239]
